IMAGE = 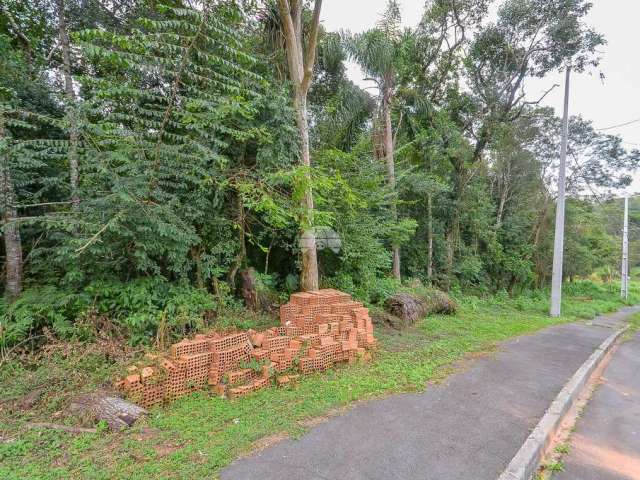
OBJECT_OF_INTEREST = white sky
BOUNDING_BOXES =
[321,0,640,194]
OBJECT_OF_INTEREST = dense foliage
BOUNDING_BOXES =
[1,0,638,347]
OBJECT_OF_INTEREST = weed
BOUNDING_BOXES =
[545,461,565,472]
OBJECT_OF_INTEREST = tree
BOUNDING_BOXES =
[0,31,61,302]
[434,0,606,286]
[345,0,404,280]
[276,0,322,291]
[55,0,80,210]
[69,3,270,283]
[0,107,22,301]
[466,0,605,161]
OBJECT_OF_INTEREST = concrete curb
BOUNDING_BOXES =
[497,324,628,480]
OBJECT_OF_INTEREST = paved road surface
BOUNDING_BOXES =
[554,328,640,480]
[221,307,639,480]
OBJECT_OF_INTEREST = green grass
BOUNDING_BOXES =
[545,460,565,472]
[623,312,640,340]
[1,280,637,479]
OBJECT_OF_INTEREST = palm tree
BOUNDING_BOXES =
[344,0,404,280]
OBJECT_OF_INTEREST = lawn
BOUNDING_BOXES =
[1,281,637,479]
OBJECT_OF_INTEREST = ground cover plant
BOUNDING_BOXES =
[1,280,636,480]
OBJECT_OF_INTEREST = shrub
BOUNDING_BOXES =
[1,279,229,348]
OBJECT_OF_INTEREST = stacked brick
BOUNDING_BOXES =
[116,289,376,408]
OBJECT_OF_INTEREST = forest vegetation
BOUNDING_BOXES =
[2,1,640,477]
[0,0,638,351]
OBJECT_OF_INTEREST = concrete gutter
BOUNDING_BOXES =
[497,324,628,480]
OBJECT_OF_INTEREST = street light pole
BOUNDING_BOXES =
[621,196,629,299]
[550,66,572,317]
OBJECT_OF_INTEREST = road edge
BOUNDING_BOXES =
[497,323,628,480]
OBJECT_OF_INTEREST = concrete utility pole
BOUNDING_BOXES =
[550,66,572,317]
[621,196,629,299]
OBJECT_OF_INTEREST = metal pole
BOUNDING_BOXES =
[622,196,629,299]
[550,66,571,317]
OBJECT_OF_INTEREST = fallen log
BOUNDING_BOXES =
[385,293,426,323]
[384,289,457,327]
[70,391,148,431]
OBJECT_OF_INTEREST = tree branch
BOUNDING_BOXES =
[0,4,32,60]
[277,0,303,85]
[302,0,323,93]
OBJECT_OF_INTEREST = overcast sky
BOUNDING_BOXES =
[321,0,640,194]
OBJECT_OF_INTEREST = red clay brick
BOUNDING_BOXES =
[119,288,377,407]
[170,339,209,358]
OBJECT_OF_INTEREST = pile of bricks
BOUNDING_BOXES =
[116,289,376,408]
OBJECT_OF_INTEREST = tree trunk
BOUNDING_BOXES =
[445,153,466,290]
[496,187,508,229]
[57,0,80,210]
[445,230,454,291]
[294,90,319,291]
[383,85,400,280]
[264,235,275,274]
[277,0,322,292]
[0,120,22,301]
[240,267,259,311]
[228,193,247,289]
[532,199,551,286]
[1,166,22,302]
[427,193,433,282]
[191,246,204,289]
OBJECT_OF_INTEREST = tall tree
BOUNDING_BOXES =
[276,0,322,291]
[437,0,606,286]
[0,109,22,301]
[345,0,404,280]
[56,0,80,210]
[397,0,488,284]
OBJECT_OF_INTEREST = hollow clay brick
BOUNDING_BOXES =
[208,332,249,352]
[141,367,154,382]
[263,335,291,352]
[289,292,319,306]
[226,368,258,386]
[249,332,265,348]
[170,339,210,358]
[251,348,269,361]
[120,288,377,407]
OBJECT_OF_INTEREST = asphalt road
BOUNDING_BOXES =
[221,307,639,480]
[554,328,640,480]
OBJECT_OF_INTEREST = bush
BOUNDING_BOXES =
[1,279,229,348]
[0,287,91,347]
[326,273,400,305]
